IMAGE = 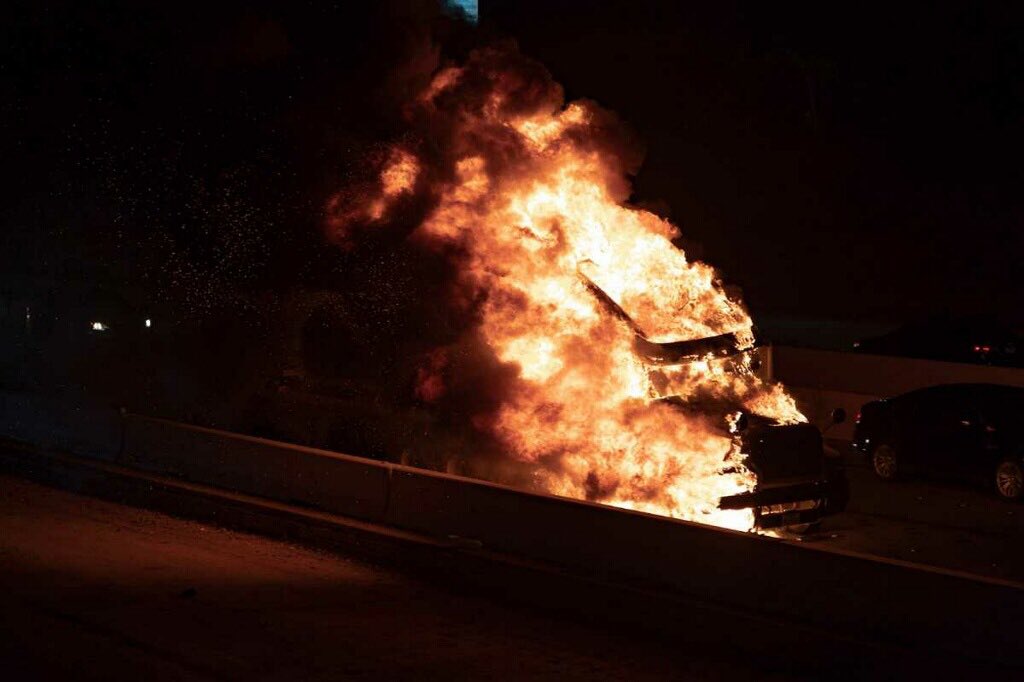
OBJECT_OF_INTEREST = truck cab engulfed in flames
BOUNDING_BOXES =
[583,272,849,531]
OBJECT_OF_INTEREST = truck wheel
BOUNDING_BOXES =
[871,443,900,481]
[995,459,1024,501]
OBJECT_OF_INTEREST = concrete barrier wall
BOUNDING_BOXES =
[5,398,1024,661]
[120,419,1024,661]
[122,415,390,523]
[770,346,1024,440]
[384,464,1024,661]
[772,345,1024,397]
[786,386,880,441]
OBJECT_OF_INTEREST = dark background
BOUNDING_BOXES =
[487,1,1024,328]
[3,0,1022,343]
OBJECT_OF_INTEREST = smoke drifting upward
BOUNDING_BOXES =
[325,43,802,530]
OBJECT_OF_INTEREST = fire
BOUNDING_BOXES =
[325,147,420,246]
[329,46,803,531]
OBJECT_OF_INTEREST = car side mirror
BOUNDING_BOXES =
[830,407,847,425]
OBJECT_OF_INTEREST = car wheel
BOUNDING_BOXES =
[995,459,1024,501]
[872,443,900,481]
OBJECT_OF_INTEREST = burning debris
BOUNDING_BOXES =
[326,44,806,531]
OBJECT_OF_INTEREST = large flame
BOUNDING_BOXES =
[327,46,803,531]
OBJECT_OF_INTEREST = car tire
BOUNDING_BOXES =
[871,443,900,481]
[995,459,1024,501]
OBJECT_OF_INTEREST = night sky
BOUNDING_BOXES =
[4,0,1023,335]
[489,1,1024,327]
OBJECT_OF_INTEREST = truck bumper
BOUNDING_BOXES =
[718,471,849,529]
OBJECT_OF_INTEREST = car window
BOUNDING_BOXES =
[900,387,979,425]
[978,389,1024,427]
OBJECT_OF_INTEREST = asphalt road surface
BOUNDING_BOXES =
[0,475,699,681]
[4,474,899,682]
[2,462,1021,680]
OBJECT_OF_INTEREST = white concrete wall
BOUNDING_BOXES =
[770,346,1024,440]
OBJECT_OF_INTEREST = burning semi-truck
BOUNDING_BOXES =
[256,44,852,534]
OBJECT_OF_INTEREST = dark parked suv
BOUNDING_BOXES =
[853,383,1024,501]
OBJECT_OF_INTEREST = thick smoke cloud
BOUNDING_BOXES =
[324,44,651,465]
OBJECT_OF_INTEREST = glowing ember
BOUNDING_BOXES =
[328,45,804,531]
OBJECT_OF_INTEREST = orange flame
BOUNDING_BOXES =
[325,147,419,246]
[338,47,803,531]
